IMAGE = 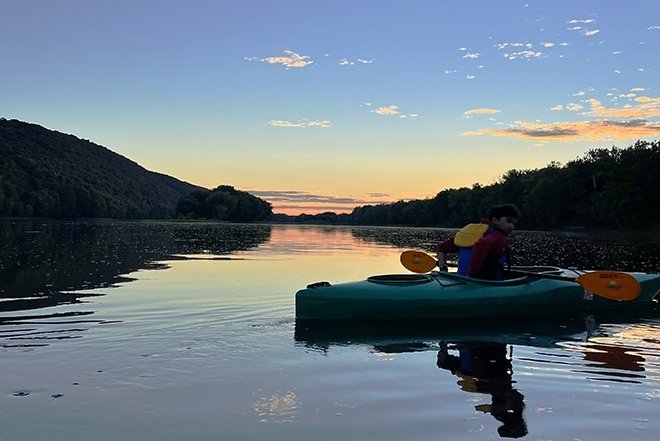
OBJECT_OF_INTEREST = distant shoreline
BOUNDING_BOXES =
[2,216,659,241]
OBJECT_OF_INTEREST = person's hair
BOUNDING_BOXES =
[487,204,520,220]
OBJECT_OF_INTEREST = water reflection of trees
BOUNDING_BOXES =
[350,226,453,252]
[0,220,272,312]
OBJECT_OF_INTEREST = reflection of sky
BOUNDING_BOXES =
[3,2,659,214]
[253,391,299,423]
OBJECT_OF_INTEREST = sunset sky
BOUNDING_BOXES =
[2,1,659,214]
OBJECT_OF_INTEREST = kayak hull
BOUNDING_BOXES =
[295,269,660,320]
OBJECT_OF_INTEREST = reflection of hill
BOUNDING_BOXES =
[0,220,271,312]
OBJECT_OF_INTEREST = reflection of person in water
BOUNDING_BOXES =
[437,342,528,438]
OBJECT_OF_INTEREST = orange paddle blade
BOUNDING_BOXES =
[400,251,437,273]
[576,271,641,301]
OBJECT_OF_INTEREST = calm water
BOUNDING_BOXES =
[1,219,660,441]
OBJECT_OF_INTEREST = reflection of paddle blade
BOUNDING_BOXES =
[576,271,641,301]
[400,251,437,273]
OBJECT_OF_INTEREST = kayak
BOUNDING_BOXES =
[295,267,660,320]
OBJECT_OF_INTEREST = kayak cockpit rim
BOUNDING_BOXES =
[367,274,434,285]
[304,266,572,289]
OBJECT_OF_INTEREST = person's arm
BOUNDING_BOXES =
[436,238,458,271]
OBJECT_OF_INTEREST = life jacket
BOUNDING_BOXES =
[453,222,508,279]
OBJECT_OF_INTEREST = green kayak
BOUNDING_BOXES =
[295,267,660,320]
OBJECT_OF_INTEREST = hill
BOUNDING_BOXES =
[0,118,206,218]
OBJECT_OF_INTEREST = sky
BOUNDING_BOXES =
[2,0,659,215]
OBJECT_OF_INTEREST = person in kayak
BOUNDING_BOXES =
[435,204,519,280]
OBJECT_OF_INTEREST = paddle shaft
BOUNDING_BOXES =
[440,261,584,282]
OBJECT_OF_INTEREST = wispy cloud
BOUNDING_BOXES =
[568,19,595,24]
[463,108,501,117]
[268,119,331,128]
[494,42,545,60]
[262,50,313,68]
[585,97,660,118]
[248,190,393,214]
[494,42,533,50]
[552,103,584,112]
[339,58,374,66]
[566,19,599,36]
[503,50,543,60]
[372,105,418,119]
[250,190,374,205]
[374,105,399,116]
[647,25,660,30]
[463,119,660,142]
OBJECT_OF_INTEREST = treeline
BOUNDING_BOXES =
[271,212,353,224]
[176,185,272,221]
[350,140,659,230]
[0,118,204,218]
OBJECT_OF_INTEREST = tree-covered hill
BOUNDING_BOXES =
[0,118,206,218]
[175,185,272,222]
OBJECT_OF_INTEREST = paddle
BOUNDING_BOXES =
[400,250,641,301]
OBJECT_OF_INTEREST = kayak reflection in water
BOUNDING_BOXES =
[437,342,528,438]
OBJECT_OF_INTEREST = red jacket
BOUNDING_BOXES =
[436,228,508,279]
[467,229,508,278]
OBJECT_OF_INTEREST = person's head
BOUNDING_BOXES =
[487,205,519,236]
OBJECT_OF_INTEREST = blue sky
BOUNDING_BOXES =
[2,0,659,214]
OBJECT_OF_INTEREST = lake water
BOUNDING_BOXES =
[1,219,660,441]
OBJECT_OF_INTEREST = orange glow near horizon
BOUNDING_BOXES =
[272,204,354,216]
[252,188,441,217]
